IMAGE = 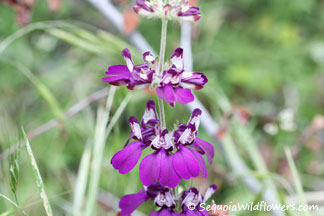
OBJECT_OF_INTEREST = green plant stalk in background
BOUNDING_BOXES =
[85,87,131,216]
[156,19,168,129]
[0,58,63,120]
[85,86,117,216]
[22,128,53,216]
[0,194,29,216]
[72,141,92,216]
[285,147,311,216]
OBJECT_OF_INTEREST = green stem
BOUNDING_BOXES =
[0,194,29,216]
[157,19,168,129]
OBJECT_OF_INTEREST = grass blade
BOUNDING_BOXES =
[85,89,131,216]
[0,194,29,216]
[72,141,92,216]
[0,58,63,119]
[22,128,53,216]
[285,147,311,216]
[85,86,117,216]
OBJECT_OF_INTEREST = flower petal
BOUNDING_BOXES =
[192,138,214,164]
[143,51,155,63]
[111,141,144,174]
[122,48,134,72]
[170,48,184,71]
[134,0,155,17]
[142,100,159,127]
[174,88,194,104]
[172,146,200,179]
[150,209,179,216]
[140,152,161,186]
[102,65,131,86]
[177,6,201,22]
[190,149,207,178]
[159,150,181,188]
[188,108,202,128]
[156,84,176,104]
[149,211,160,216]
[129,116,143,140]
[203,184,217,202]
[180,72,208,90]
[119,189,147,216]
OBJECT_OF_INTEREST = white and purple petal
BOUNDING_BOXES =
[178,125,196,145]
[151,129,174,151]
[154,190,176,208]
[143,51,155,63]
[180,72,208,90]
[129,116,143,140]
[188,108,202,129]
[170,48,184,71]
[181,187,203,208]
[177,6,201,22]
[142,100,159,127]
[122,48,135,72]
[203,184,217,202]
[133,0,155,17]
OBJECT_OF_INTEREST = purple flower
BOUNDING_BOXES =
[119,184,179,216]
[111,100,158,174]
[111,100,181,188]
[139,130,181,188]
[119,184,217,216]
[133,0,201,22]
[157,48,208,106]
[180,185,218,215]
[172,109,214,180]
[102,48,207,106]
[102,48,154,90]
[177,5,201,22]
[111,102,214,188]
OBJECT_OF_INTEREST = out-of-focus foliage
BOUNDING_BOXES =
[0,0,324,215]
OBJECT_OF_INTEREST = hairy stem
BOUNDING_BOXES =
[157,19,168,129]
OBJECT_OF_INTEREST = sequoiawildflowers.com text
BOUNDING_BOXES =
[189,201,319,213]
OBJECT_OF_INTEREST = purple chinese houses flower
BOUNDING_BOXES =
[104,0,217,215]
[157,48,208,106]
[102,48,155,90]
[102,48,208,106]
[119,184,217,216]
[181,184,218,215]
[111,101,214,188]
[133,0,201,22]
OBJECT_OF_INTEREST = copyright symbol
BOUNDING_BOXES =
[187,202,196,210]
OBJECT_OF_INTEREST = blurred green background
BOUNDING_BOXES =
[1,0,324,215]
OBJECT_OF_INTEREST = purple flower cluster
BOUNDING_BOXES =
[119,184,217,216]
[102,48,207,106]
[102,1,217,215]
[111,100,214,188]
[133,0,201,22]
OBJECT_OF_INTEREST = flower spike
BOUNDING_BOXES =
[133,0,201,22]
